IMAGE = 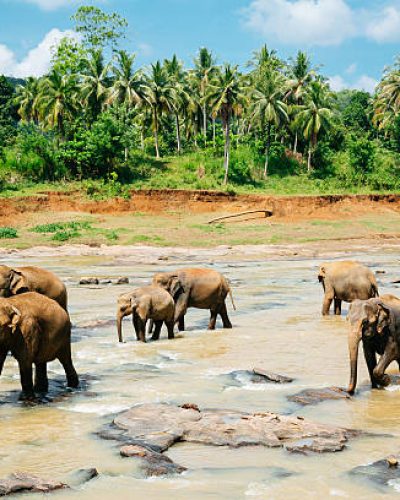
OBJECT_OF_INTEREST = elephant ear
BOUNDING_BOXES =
[17,314,41,359]
[376,302,395,335]
[318,266,326,283]
[10,270,29,295]
[169,277,183,299]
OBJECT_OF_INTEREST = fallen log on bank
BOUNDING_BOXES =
[208,209,273,224]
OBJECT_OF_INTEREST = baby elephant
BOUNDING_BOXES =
[0,292,79,399]
[347,294,400,394]
[117,286,175,343]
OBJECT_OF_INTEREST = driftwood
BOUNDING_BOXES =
[208,210,273,224]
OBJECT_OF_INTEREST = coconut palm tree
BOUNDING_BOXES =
[286,51,315,152]
[37,71,78,138]
[108,50,145,107]
[192,47,217,146]
[15,77,41,124]
[373,58,400,136]
[80,48,111,121]
[251,69,289,177]
[143,61,176,158]
[208,64,244,184]
[295,80,334,172]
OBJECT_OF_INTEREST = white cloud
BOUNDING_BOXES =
[365,5,400,43]
[21,0,79,11]
[0,29,78,78]
[243,0,355,46]
[329,74,378,94]
[345,63,357,75]
[137,43,153,57]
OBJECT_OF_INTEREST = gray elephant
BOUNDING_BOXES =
[0,265,67,310]
[347,294,400,394]
[0,292,78,399]
[318,261,379,316]
[152,268,235,331]
[117,286,175,343]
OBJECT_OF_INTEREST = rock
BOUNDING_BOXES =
[288,387,351,406]
[0,473,67,496]
[99,279,112,285]
[120,445,186,477]
[79,277,99,285]
[115,277,129,285]
[64,468,98,487]
[350,454,400,488]
[253,367,294,384]
[99,403,359,471]
[158,256,169,261]
[376,270,386,274]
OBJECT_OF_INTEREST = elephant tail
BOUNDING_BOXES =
[228,287,236,311]
[372,283,379,297]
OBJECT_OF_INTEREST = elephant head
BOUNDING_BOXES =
[317,265,326,290]
[347,298,394,394]
[0,266,29,298]
[116,293,134,343]
[152,272,183,299]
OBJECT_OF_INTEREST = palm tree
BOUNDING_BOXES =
[15,77,41,124]
[251,69,289,177]
[208,64,244,184]
[193,47,217,146]
[143,61,176,158]
[80,48,111,121]
[286,51,315,152]
[250,44,282,72]
[373,58,400,135]
[295,80,334,172]
[37,71,78,138]
[109,50,145,107]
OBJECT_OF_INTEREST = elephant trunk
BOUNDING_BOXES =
[347,324,362,394]
[117,310,124,343]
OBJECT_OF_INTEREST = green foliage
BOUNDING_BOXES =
[32,221,92,233]
[347,135,376,175]
[51,229,80,241]
[0,227,18,239]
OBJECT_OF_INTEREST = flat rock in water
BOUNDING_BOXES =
[288,387,351,406]
[79,277,99,285]
[350,455,400,488]
[0,473,67,496]
[227,369,293,387]
[120,445,186,476]
[100,403,359,474]
[115,276,129,285]
[253,367,294,383]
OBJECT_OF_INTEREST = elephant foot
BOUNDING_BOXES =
[19,391,37,403]
[223,323,233,329]
[33,384,49,393]
[379,374,391,387]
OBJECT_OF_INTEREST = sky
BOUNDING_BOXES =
[0,0,399,93]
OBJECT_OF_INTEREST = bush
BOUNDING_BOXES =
[51,229,80,241]
[32,221,92,233]
[347,135,376,176]
[0,227,18,239]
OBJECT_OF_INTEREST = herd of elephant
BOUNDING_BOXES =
[0,260,398,400]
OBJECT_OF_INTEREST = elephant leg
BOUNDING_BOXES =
[58,347,79,388]
[334,299,342,316]
[208,309,218,330]
[166,320,175,340]
[18,361,34,399]
[132,313,140,341]
[148,319,154,334]
[34,363,48,393]
[0,350,7,376]
[177,316,185,332]
[322,291,334,316]
[174,295,188,328]
[363,346,378,389]
[136,317,147,343]
[151,320,163,341]
[219,302,232,329]
[373,337,398,387]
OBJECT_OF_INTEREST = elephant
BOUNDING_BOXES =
[346,294,400,395]
[117,286,175,343]
[152,268,235,331]
[318,261,379,316]
[0,265,67,310]
[0,292,79,399]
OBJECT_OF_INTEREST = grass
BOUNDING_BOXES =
[32,221,92,233]
[0,227,18,239]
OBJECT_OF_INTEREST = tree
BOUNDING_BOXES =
[15,77,40,124]
[71,6,128,50]
[143,61,176,158]
[251,69,289,177]
[109,50,144,107]
[80,49,111,121]
[208,64,244,184]
[374,58,400,143]
[295,80,334,172]
[0,76,18,145]
[192,48,217,146]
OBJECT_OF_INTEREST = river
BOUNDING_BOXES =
[1,250,400,499]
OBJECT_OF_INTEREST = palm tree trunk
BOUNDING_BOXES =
[154,108,160,159]
[223,118,230,185]
[264,123,271,178]
[140,127,144,151]
[293,132,298,153]
[212,117,216,149]
[203,103,207,147]
[175,113,181,155]
[307,141,312,173]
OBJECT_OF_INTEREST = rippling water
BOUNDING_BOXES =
[1,251,400,498]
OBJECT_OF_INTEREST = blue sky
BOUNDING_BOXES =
[0,0,399,93]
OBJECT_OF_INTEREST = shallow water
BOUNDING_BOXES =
[1,251,400,498]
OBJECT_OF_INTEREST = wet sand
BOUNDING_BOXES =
[1,244,400,498]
